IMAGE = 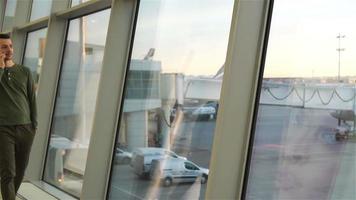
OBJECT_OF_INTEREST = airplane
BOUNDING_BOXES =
[330,110,355,125]
[330,110,356,141]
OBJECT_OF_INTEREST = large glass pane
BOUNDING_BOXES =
[2,0,17,31]
[71,0,91,7]
[23,28,48,88]
[30,0,53,21]
[43,9,111,197]
[246,1,356,200]
[108,0,234,199]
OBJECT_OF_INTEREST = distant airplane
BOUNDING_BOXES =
[330,110,355,124]
[144,48,155,60]
[330,110,355,141]
[213,64,224,79]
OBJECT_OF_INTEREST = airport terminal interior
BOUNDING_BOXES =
[2,0,356,199]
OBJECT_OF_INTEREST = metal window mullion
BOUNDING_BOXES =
[27,0,34,21]
[26,0,70,182]
[12,0,31,27]
[11,0,31,64]
[205,0,271,199]
[0,0,5,31]
[81,0,137,199]
[56,0,111,20]
[10,30,25,63]
[15,18,49,32]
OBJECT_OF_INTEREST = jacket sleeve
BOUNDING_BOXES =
[27,70,38,129]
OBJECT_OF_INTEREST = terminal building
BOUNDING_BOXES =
[1,0,356,199]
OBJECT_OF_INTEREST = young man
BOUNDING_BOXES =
[0,33,37,200]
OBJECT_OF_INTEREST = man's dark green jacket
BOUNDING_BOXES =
[0,64,37,129]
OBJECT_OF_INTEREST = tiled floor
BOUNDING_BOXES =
[0,182,57,200]
[18,183,57,200]
[0,196,22,200]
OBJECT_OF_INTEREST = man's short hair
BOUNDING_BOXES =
[0,33,11,39]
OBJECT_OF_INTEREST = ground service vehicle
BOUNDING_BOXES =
[115,148,132,164]
[149,158,209,186]
[130,147,187,177]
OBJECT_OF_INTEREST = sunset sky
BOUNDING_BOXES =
[133,0,356,78]
[131,0,234,76]
[13,0,356,78]
[265,0,356,78]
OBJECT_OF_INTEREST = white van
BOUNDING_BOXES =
[130,147,187,177]
[149,158,209,186]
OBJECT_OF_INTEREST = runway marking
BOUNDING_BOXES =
[111,185,145,200]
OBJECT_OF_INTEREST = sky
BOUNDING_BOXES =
[131,0,234,76]
[130,0,356,78]
[17,0,356,78]
[265,0,356,78]
[9,0,234,76]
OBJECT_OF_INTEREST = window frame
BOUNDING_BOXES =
[1,0,276,198]
[0,0,5,31]
[41,8,112,198]
[205,0,274,199]
[21,27,48,83]
[240,0,275,198]
[28,0,55,22]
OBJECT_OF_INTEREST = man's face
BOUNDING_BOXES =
[0,38,14,61]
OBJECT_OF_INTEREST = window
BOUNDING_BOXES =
[71,0,91,7]
[30,0,53,21]
[245,1,356,199]
[185,162,199,170]
[2,0,17,31]
[126,70,160,99]
[108,0,234,199]
[43,9,111,197]
[23,28,48,87]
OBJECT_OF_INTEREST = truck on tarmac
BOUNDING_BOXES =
[149,158,209,186]
[130,147,187,177]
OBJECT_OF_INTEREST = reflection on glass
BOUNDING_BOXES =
[71,0,91,7]
[43,9,111,197]
[30,0,53,21]
[2,0,17,31]
[108,0,233,199]
[246,1,356,200]
[23,28,47,88]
